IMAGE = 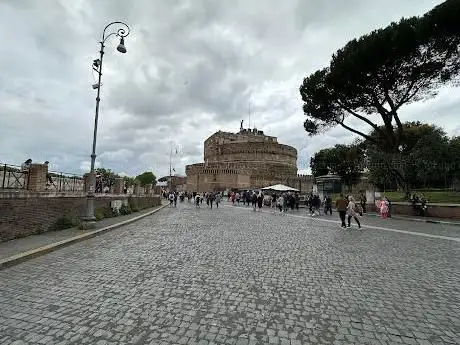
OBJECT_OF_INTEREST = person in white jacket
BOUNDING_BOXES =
[347,196,361,229]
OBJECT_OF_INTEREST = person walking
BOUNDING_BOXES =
[324,195,333,215]
[347,196,361,228]
[215,193,221,208]
[277,195,284,213]
[173,192,178,207]
[360,193,367,214]
[379,197,389,219]
[251,192,257,211]
[335,194,348,228]
[209,192,215,209]
[257,192,263,212]
[295,193,300,211]
[271,193,277,210]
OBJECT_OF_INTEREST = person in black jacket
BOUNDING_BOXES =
[251,192,258,211]
[257,192,263,212]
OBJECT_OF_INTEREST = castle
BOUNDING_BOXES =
[185,125,313,192]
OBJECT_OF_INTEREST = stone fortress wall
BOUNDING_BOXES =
[186,128,311,192]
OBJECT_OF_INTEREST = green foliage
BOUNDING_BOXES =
[312,122,460,192]
[94,208,105,221]
[300,1,460,153]
[119,204,132,215]
[95,168,118,188]
[310,144,364,189]
[310,147,334,177]
[365,122,455,191]
[49,216,79,231]
[449,136,460,176]
[103,207,117,218]
[123,176,136,187]
[94,207,117,221]
[135,171,156,186]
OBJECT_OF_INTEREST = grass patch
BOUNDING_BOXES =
[306,190,460,203]
[383,190,460,203]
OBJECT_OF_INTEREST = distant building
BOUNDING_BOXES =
[185,127,313,192]
[157,175,186,192]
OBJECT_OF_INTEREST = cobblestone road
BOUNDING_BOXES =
[1,202,459,345]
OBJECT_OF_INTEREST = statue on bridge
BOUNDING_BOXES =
[240,119,244,129]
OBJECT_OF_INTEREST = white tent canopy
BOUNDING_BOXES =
[261,184,299,192]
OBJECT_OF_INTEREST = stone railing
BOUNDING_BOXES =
[0,163,157,197]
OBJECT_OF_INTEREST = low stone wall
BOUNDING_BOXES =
[373,202,460,220]
[0,191,161,242]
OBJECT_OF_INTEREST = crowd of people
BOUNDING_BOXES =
[161,189,403,230]
[161,190,224,209]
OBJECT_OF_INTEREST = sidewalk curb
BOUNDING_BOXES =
[0,204,168,270]
[365,213,460,227]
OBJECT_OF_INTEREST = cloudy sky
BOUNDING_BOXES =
[1,0,458,178]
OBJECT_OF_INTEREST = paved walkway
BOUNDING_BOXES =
[232,203,460,240]
[364,212,460,226]
[0,205,164,260]
[0,201,459,344]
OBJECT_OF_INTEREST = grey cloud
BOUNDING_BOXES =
[0,0,456,179]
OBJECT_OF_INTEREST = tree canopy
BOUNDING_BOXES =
[135,171,157,186]
[364,122,453,190]
[300,0,460,153]
[311,122,459,192]
[310,144,364,190]
[95,168,154,187]
[95,168,117,187]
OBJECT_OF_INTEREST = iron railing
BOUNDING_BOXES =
[46,171,84,192]
[1,163,29,189]
[0,163,84,192]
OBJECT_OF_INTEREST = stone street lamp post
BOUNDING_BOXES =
[84,21,130,221]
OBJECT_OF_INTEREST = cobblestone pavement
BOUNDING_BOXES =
[0,201,459,345]
[230,203,460,240]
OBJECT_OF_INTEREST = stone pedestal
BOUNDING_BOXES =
[83,172,96,193]
[27,164,47,191]
[113,178,124,195]
[134,183,141,196]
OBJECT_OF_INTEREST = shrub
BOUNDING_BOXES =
[50,216,79,231]
[94,206,119,220]
[102,207,117,218]
[119,204,132,215]
[95,208,105,221]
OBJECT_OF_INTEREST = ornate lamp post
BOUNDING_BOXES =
[84,21,130,221]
